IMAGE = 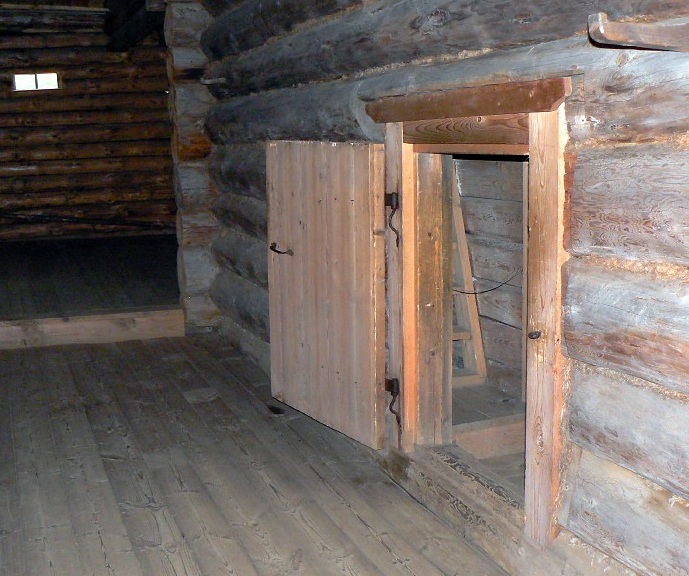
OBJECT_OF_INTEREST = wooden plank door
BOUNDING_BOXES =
[266,141,387,449]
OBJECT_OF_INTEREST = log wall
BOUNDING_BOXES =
[200,0,689,572]
[165,0,221,330]
[0,33,175,240]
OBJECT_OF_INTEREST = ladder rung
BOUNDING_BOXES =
[452,330,472,341]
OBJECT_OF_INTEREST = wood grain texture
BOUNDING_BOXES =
[457,158,525,201]
[461,197,522,243]
[589,12,689,52]
[569,361,689,501]
[203,0,687,97]
[565,449,689,576]
[0,309,184,349]
[266,141,386,449]
[564,258,689,394]
[480,318,522,372]
[569,145,689,265]
[524,108,568,547]
[403,114,529,145]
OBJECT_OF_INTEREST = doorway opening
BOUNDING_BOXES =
[450,156,527,499]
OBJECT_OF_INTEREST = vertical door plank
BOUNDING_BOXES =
[267,141,386,449]
[384,123,405,448]
[400,137,419,451]
[525,107,568,547]
[415,153,452,444]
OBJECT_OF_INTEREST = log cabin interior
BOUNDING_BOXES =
[2,0,689,575]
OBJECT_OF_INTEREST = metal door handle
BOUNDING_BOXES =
[270,242,294,256]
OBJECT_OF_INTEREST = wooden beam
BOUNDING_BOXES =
[588,12,689,52]
[0,309,184,350]
[366,78,572,123]
[404,113,529,145]
[524,106,568,547]
[413,143,529,156]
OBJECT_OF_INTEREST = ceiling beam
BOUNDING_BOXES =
[588,12,689,52]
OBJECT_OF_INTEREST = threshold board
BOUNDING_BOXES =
[0,308,184,349]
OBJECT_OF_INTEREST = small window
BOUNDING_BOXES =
[13,72,59,91]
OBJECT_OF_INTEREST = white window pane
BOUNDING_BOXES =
[36,73,59,90]
[14,74,36,91]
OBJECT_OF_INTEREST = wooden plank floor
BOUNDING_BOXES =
[0,334,507,576]
[0,235,179,320]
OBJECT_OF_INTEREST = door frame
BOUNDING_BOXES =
[366,77,571,547]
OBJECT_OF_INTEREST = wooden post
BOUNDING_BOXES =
[524,105,569,547]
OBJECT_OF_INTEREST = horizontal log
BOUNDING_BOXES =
[0,76,169,98]
[178,246,219,296]
[0,122,171,147]
[0,223,171,241]
[173,126,212,162]
[212,192,267,239]
[480,317,521,372]
[456,159,525,201]
[0,199,177,223]
[174,161,217,211]
[206,37,689,145]
[569,361,689,501]
[210,268,269,341]
[461,197,522,243]
[589,11,689,52]
[0,6,107,32]
[565,449,689,576]
[170,84,215,160]
[403,114,529,145]
[208,143,266,200]
[176,210,219,247]
[0,186,173,210]
[167,47,208,81]
[0,156,173,177]
[204,0,688,97]
[0,92,168,114]
[475,280,522,329]
[452,414,525,460]
[569,144,689,266]
[182,294,221,329]
[0,61,168,84]
[212,228,268,288]
[0,170,172,194]
[0,140,171,163]
[217,315,270,374]
[563,258,689,394]
[0,45,165,70]
[0,108,169,128]
[467,235,522,288]
[0,33,109,50]
[200,0,361,60]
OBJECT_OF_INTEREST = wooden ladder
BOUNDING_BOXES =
[450,173,486,387]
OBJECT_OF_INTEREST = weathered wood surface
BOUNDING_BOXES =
[0,310,184,350]
[0,6,107,32]
[174,160,217,211]
[178,246,219,295]
[461,197,522,242]
[367,79,571,124]
[480,318,521,372]
[383,447,636,576]
[0,335,508,575]
[564,258,689,394]
[207,38,689,145]
[204,1,689,97]
[209,143,266,199]
[569,144,689,266]
[0,123,171,146]
[589,11,689,52]
[201,0,358,59]
[213,193,267,239]
[452,414,525,460]
[212,228,268,288]
[211,269,269,341]
[569,361,689,501]
[169,83,214,161]
[467,236,522,288]
[177,209,219,247]
[475,281,522,329]
[565,449,689,576]
[165,2,212,48]
[0,32,109,50]
[404,114,528,146]
[457,159,524,201]
[0,34,173,240]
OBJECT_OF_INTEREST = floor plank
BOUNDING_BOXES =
[1,334,508,576]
